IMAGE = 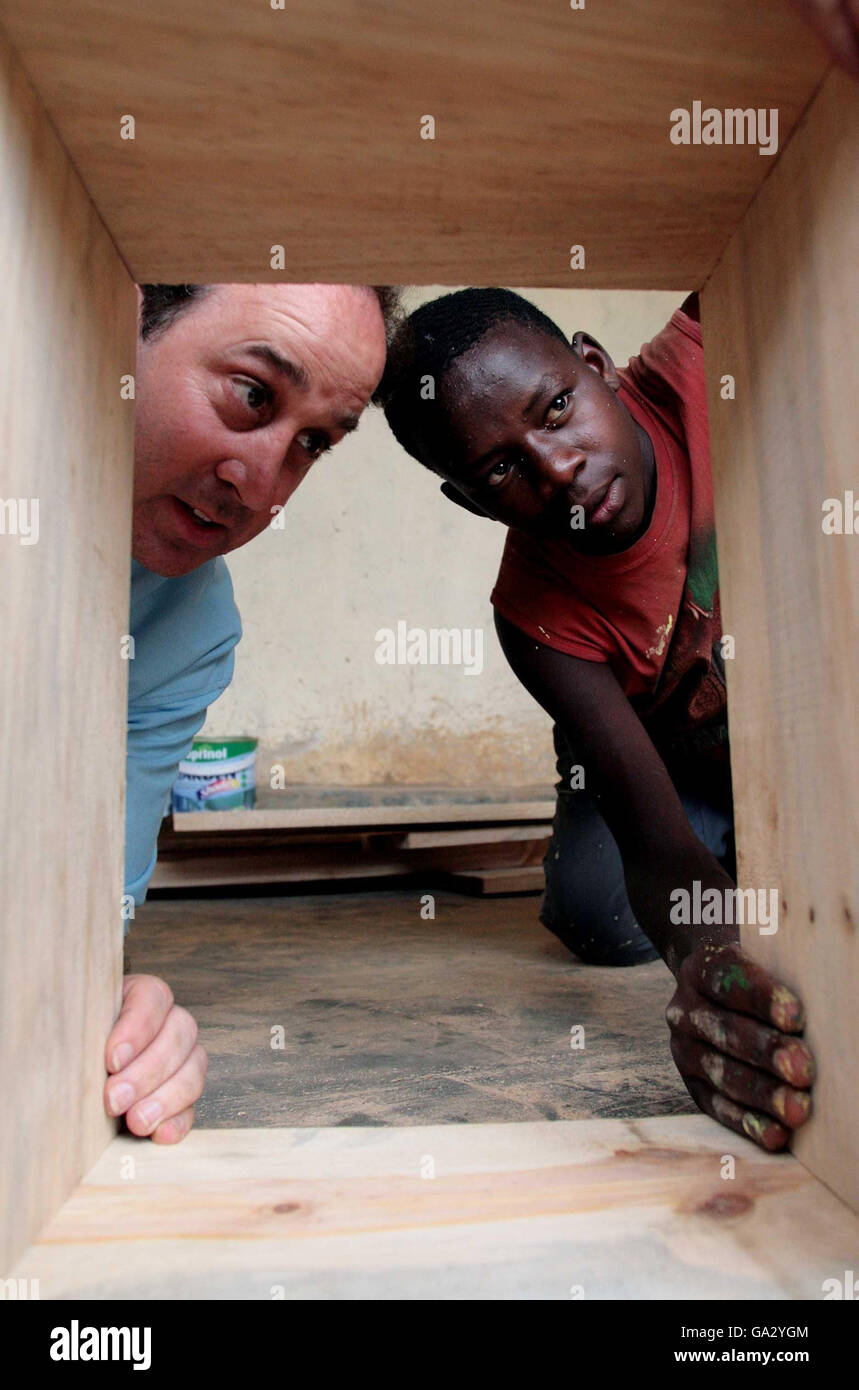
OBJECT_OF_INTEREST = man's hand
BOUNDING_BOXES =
[104,974,208,1143]
[666,943,814,1151]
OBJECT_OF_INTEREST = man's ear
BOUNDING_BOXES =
[571,330,619,389]
[439,480,493,519]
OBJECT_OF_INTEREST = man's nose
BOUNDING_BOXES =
[529,444,586,502]
[214,433,296,513]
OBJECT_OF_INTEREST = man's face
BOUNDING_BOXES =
[433,321,652,552]
[133,283,387,576]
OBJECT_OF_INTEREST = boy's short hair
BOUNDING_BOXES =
[374,287,569,469]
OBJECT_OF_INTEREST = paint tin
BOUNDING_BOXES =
[172,737,257,812]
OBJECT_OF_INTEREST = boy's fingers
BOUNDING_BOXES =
[124,1044,209,1138]
[151,1106,196,1145]
[683,1077,791,1152]
[104,1005,198,1118]
[671,1036,812,1129]
[692,946,805,1032]
[668,999,815,1086]
[105,974,174,1074]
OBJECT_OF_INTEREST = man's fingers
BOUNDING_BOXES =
[691,945,805,1032]
[671,1036,812,1129]
[104,1005,198,1118]
[683,1076,791,1152]
[124,1044,209,1138]
[105,974,174,1074]
[151,1106,196,1145]
[668,998,815,1086]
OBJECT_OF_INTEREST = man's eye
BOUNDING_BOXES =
[296,431,330,461]
[233,378,272,413]
[545,393,570,425]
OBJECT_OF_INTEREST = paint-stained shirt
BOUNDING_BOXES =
[124,557,241,931]
[490,306,728,781]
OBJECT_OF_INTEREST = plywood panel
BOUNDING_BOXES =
[9,1116,859,1298]
[0,0,827,286]
[701,68,859,1211]
[0,29,135,1271]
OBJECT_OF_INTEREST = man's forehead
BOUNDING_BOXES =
[205,283,368,351]
[205,283,384,400]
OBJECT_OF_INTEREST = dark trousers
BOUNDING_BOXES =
[541,723,735,966]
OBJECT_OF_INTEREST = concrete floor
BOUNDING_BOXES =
[128,887,694,1128]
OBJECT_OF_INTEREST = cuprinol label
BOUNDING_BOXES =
[184,738,257,763]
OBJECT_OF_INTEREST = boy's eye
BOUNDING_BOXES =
[486,458,516,487]
[545,392,570,425]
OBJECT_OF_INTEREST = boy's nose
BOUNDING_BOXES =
[530,446,586,502]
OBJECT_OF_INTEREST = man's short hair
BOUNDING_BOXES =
[374,287,569,469]
[138,283,402,343]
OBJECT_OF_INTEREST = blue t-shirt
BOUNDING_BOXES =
[124,557,242,930]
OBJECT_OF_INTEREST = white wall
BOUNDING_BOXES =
[201,288,686,788]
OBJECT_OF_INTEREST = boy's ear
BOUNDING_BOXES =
[439,480,493,519]
[571,329,619,388]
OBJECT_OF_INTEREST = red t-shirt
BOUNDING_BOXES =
[491,307,728,774]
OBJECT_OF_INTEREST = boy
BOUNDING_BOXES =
[376,288,814,1152]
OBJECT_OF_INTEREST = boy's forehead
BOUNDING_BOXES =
[451,320,573,395]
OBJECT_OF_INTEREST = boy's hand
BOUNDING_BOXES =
[666,943,814,1151]
[104,974,208,1143]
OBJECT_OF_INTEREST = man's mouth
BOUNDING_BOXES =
[168,496,230,548]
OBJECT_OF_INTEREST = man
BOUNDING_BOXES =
[104,282,394,1144]
[375,287,815,1152]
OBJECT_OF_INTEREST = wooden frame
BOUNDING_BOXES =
[1,3,856,1294]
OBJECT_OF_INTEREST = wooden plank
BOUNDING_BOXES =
[149,828,551,889]
[445,866,546,896]
[172,797,555,834]
[700,68,859,1212]
[402,825,551,849]
[0,0,827,286]
[9,1115,859,1299]
[0,29,133,1274]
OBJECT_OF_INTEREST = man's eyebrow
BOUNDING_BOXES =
[238,343,361,434]
[242,343,310,390]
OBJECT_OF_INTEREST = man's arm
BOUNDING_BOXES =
[109,563,241,1143]
[495,611,814,1150]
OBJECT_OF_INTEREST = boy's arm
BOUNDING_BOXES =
[495,611,814,1151]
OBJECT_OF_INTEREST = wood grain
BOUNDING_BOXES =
[0,30,134,1273]
[9,1116,859,1299]
[0,0,828,286]
[701,68,859,1211]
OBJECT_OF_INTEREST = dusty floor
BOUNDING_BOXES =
[128,887,694,1128]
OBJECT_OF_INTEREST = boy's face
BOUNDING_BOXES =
[432,321,653,551]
